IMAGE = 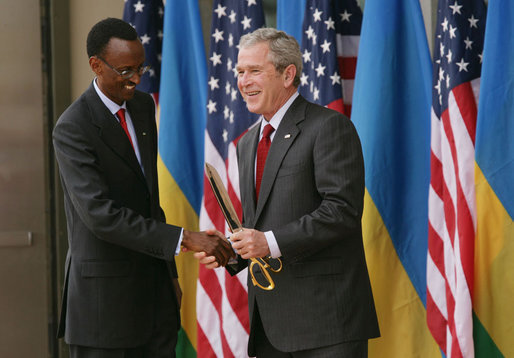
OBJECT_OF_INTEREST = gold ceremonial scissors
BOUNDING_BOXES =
[205,163,282,290]
[231,228,282,290]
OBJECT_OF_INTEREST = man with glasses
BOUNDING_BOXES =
[53,18,234,358]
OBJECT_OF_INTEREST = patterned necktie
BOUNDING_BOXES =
[116,108,134,150]
[255,124,275,201]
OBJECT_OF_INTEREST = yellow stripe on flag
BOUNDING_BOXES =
[362,190,440,357]
[158,155,199,351]
[474,164,514,357]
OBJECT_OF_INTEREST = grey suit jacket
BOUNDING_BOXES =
[235,95,380,353]
[53,84,181,348]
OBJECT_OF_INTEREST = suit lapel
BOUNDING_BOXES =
[86,86,148,189]
[254,96,306,224]
[240,124,260,225]
[127,100,154,193]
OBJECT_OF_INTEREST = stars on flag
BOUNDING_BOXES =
[212,28,224,43]
[313,8,323,22]
[431,0,486,117]
[205,0,263,149]
[208,76,220,91]
[207,99,217,114]
[320,39,331,53]
[210,52,222,66]
[241,16,252,30]
[133,0,144,13]
[228,10,237,23]
[330,71,341,85]
[299,2,344,109]
[340,9,351,22]
[324,17,335,30]
[464,36,473,49]
[214,4,226,18]
[449,1,463,15]
[456,58,469,72]
[315,63,326,77]
[123,0,163,95]
[468,14,479,28]
[140,33,151,45]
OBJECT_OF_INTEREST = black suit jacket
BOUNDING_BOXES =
[235,95,380,354]
[53,84,182,348]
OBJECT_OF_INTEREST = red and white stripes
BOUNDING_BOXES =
[336,34,359,117]
[427,78,480,358]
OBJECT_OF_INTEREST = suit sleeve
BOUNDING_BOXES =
[272,113,365,262]
[53,107,182,260]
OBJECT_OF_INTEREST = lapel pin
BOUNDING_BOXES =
[284,134,291,139]
[142,132,147,136]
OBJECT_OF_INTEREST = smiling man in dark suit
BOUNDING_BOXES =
[198,28,380,357]
[53,18,233,358]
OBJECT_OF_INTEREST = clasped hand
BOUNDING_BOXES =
[181,229,235,267]
[194,228,271,269]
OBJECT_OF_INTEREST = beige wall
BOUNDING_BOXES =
[0,0,49,356]
[69,0,124,101]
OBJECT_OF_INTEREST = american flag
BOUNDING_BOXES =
[198,1,264,357]
[123,0,164,104]
[299,0,361,115]
[426,0,486,357]
[334,0,361,117]
[299,0,344,112]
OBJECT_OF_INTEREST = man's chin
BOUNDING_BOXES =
[122,90,136,101]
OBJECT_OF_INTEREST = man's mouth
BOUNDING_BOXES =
[246,91,260,97]
[125,83,136,90]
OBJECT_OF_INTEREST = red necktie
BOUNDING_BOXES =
[116,108,134,150]
[255,124,274,201]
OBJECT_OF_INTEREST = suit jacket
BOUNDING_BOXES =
[53,84,182,348]
[235,95,380,354]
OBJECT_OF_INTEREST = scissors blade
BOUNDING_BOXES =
[205,163,242,233]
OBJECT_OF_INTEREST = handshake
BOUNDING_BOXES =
[181,229,235,267]
[182,228,270,268]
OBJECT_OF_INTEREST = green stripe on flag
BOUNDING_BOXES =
[473,313,504,358]
[176,328,196,358]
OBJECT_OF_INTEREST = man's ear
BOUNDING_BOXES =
[89,56,102,76]
[283,64,296,88]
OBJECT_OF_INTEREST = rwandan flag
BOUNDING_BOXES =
[351,0,440,356]
[474,0,514,356]
[157,1,207,356]
[276,0,306,43]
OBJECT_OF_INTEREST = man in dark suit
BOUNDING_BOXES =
[197,28,380,357]
[53,18,233,358]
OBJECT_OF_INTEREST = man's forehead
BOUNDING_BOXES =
[236,45,270,69]
[235,61,264,70]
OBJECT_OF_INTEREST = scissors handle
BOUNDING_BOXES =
[263,256,283,273]
[249,258,275,290]
[232,228,283,290]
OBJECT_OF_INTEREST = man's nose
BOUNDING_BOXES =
[238,72,250,86]
[130,72,142,84]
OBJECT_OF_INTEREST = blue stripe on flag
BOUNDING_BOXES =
[276,0,306,43]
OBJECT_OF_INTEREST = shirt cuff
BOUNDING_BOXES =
[175,228,184,256]
[264,230,282,258]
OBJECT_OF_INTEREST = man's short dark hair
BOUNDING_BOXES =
[86,18,138,58]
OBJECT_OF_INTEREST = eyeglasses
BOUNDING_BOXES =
[96,56,151,80]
